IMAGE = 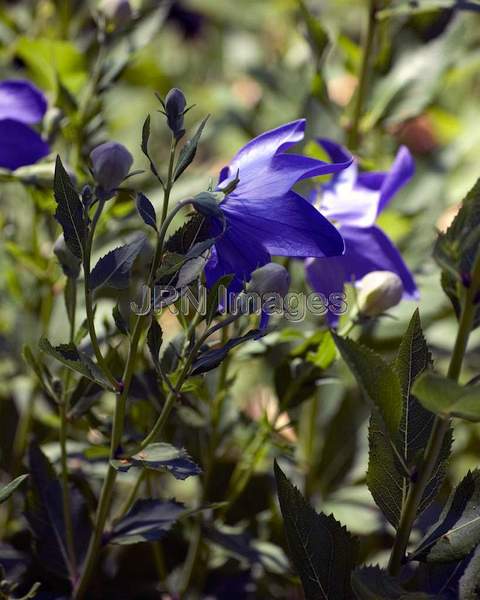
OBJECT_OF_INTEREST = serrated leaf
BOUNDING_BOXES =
[165,214,210,256]
[53,156,86,260]
[111,443,201,480]
[0,474,29,503]
[173,115,209,181]
[412,470,480,563]
[136,193,157,231]
[333,334,402,436]
[108,499,185,545]
[39,337,112,389]
[274,460,357,600]
[351,565,435,599]
[412,372,480,422]
[459,545,480,600]
[89,234,146,290]
[434,177,480,330]
[367,311,451,528]
[147,319,163,363]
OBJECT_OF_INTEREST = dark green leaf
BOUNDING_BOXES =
[412,372,480,422]
[333,334,402,436]
[351,565,435,599]
[136,193,157,231]
[367,311,451,528]
[299,0,329,62]
[459,545,480,600]
[39,337,112,389]
[174,115,209,181]
[274,460,357,600]
[147,318,163,363]
[111,443,201,480]
[53,156,86,260]
[89,234,146,290]
[412,470,480,563]
[112,304,129,335]
[108,499,185,545]
[434,177,480,330]
[165,214,210,256]
[0,474,29,503]
[141,114,151,156]
[190,329,263,376]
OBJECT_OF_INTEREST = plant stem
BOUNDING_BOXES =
[74,136,179,598]
[347,0,378,151]
[388,272,479,575]
[83,198,120,391]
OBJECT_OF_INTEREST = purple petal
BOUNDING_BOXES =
[206,219,271,290]
[219,122,353,199]
[0,80,47,124]
[316,138,353,166]
[306,225,418,299]
[321,177,379,228]
[0,119,50,170]
[222,191,344,258]
[377,145,415,214]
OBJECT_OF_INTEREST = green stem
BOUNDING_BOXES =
[347,0,378,151]
[146,473,168,583]
[388,272,479,575]
[59,400,77,582]
[74,137,179,598]
[83,199,120,391]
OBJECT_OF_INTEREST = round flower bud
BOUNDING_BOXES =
[165,88,187,140]
[248,263,290,297]
[99,0,132,28]
[90,141,133,193]
[357,271,404,317]
[54,235,81,279]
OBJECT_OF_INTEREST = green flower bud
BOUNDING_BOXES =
[357,271,404,317]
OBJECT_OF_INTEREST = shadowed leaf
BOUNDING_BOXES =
[352,565,435,599]
[89,234,146,290]
[174,115,209,181]
[0,474,29,503]
[136,192,157,230]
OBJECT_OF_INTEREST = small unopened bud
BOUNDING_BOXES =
[99,0,132,28]
[192,191,223,217]
[54,235,81,279]
[357,271,404,317]
[90,141,133,193]
[165,88,187,140]
[248,263,290,297]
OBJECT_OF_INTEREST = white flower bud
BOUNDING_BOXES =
[357,271,404,317]
[248,263,290,297]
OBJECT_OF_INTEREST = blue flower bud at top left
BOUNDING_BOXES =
[90,141,133,193]
[165,88,187,140]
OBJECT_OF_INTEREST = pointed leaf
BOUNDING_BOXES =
[111,443,201,480]
[351,565,435,599]
[136,193,157,231]
[108,498,185,545]
[412,470,480,563]
[173,115,209,181]
[0,474,29,503]
[459,545,480,600]
[53,156,86,260]
[333,334,402,436]
[165,214,210,255]
[147,318,163,363]
[367,311,451,528]
[413,372,480,422]
[112,303,129,335]
[89,234,147,290]
[274,460,357,600]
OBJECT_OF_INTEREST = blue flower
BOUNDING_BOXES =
[0,80,50,171]
[306,139,418,312]
[204,120,352,291]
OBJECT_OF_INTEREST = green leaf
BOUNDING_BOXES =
[333,334,402,436]
[136,193,157,231]
[147,319,163,363]
[0,474,29,503]
[434,177,480,330]
[108,499,185,545]
[367,311,451,528]
[112,304,129,336]
[413,371,480,422]
[53,156,86,260]
[111,443,201,480]
[351,565,435,599]
[412,470,480,563]
[459,545,480,600]
[173,115,209,181]
[165,214,210,256]
[298,0,329,62]
[274,460,357,600]
[39,337,112,389]
[89,235,146,290]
